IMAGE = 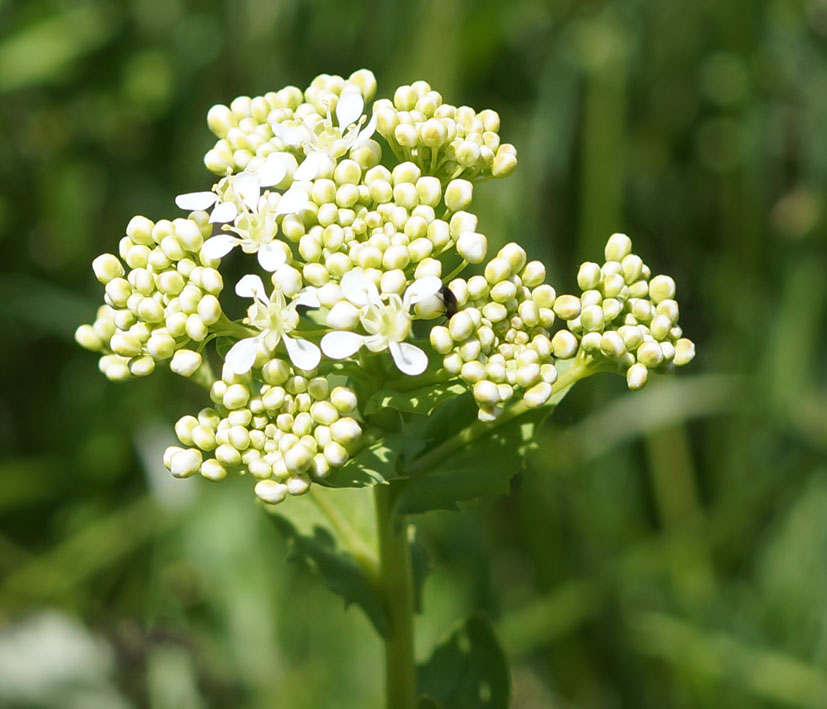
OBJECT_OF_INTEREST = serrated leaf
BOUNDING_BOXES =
[417,614,511,709]
[265,487,388,636]
[398,406,550,513]
[364,380,468,416]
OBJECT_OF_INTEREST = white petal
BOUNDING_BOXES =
[176,191,217,211]
[293,152,326,181]
[389,341,428,376]
[357,114,377,142]
[272,123,306,147]
[256,154,288,187]
[336,90,364,129]
[202,234,238,260]
[274,187,310,216]
[403,276,443,307]
[209,201,238,223]
[341,270,379,307]
[234,172,260,211]
[235,274,266,299]
[283,334,322,370]
[226,337,259,374]
[257,242,288,272]
[294,288,320,308]
[321,331,366,360]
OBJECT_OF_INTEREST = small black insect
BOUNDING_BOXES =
[439,285,458,320]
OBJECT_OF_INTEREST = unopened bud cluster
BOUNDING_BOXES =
[75,215,220,381]
[373,80,517,183]
[77,69,693,506]
[165,359,362,504]
[549,233,695,390]
[429,243,558,420]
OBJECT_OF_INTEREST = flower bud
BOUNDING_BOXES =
[330,417,361,444]
[330,387,358,414]
[255,479,288,504]
[636,341,664,367]
[484,257,511,284]
[605,233,632,262]
[473,380,500,405]
[444,179,474,211]
[626,363,648,390]
[456,232,487,264]
[523,381,552,408]
[649,275,676,304]
[674,338,696,366]
[430,325,454,354]
[553,295,581,320]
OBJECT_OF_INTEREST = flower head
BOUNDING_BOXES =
[321,271,441,375]
[226,274,321,373]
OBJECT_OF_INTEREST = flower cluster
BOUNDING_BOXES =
[549,233,695,391]
[165,360,362,503]
[75,214,220,380]
[77,69,694,506]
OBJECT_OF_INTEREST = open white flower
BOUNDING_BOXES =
[226,275,321,373]
[321,271,442,376]
[200,157,309,271]
[273,90,377,181]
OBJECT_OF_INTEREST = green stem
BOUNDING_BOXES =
[375,483,416,709]
[406,356,595,475]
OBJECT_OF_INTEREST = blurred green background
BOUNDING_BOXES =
[2,0,826,706]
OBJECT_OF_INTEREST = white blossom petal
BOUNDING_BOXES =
[358,114,377,142]
[283,334,322,370]
[257,154,288,187]
[235,274,267,299]
[389,341,428,376]
[294,152,328,181]
[272,122,307,147]
[257,242,288,272]
[321,331,366,360]
[403,276,443,307]
[274,187,310,216]
[176,191,218,211]
[341,270,379,307]
[336,90,364,129]
[235,172,261,211]
[202,234,238,260]
[226,337,259,374]
[209,201,238,223]
[294,288,320,308]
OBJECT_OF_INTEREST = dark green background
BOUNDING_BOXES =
[2,0,826,706]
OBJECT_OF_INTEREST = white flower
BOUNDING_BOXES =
[320,271,442,376]
[226,274,321,373]
[199,157,309,271]
[273,90,377,181]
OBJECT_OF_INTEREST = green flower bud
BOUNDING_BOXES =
[430,325,454,354]
[674,338,696,366]
[445,179,474,212]
[553,294,581,320]
[626,362,648,390]
[75,324,103,351]
[577,262,602,291]
[650,314,672,341]
[580,305,605,332]
[637,341,664,367]
[324,441,349,467]
[223,383,250,410]
[600,331,627,359]
[605,233,632,262]
[200,459,227,481]
[523,381,552,408]
[330,417,361,444]
[521,261,546,288]
[649,275,676,304]
[92,254,125,284]
[255,479,288,504]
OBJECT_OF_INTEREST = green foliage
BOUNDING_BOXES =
[417,615,511,709]
[364,380,468,417]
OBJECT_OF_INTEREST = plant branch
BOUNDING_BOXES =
[374,483,416,709]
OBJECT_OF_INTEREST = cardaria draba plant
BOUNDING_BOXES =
[76,69,695,708]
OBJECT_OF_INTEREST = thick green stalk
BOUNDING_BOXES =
[374,483,416,709]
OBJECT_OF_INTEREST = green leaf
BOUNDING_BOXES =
[398,406,550,513]
[265,487,388,636]
[364,380,468,416]
[417,614,511,709]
